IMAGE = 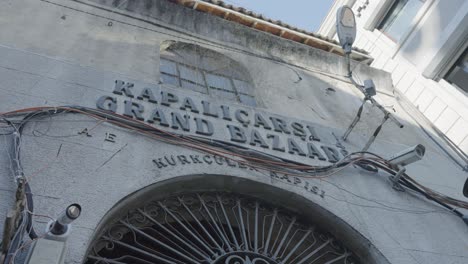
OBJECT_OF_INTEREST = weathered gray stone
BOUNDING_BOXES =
[0,0,467,264]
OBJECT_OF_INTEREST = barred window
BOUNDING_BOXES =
[160,42,257,106]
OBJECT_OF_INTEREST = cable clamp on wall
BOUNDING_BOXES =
[389,166,406,192]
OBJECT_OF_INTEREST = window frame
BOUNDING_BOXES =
[364,0,434,57]
[159,57,257,107]
[376,0,426,43]
[439,45,468,96]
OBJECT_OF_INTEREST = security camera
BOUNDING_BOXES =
[26,204,82,264]
[388,144,425,167]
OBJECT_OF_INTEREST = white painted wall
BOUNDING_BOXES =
[319,0,468,154]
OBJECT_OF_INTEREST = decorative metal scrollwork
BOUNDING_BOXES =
[223,255,271,264]
[86,192,360,264]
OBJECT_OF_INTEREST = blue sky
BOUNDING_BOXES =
[222,0,335,32]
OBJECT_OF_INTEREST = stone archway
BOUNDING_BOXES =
[84,175,389,264]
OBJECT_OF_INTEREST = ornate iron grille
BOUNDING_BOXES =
[86,192,360,264]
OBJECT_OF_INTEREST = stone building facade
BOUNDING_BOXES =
[0,0,467,263]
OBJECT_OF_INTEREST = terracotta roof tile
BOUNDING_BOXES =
[173,0,369,56]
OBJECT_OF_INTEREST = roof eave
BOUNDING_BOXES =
[174,0,372,64]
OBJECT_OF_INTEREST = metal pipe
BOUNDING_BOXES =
[389,166,406,192]
[346,54,404,129]
[342,98,367,141]
[369,97,403,128]
[362,113,389,151]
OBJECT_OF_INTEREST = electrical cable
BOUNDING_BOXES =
[0,106,377,179]
[364,158,468,210]
[1,0,466,257]
[24,183,38,240]
[394,93,468,171]
[0,118,39,264]
[339,48,468,220]
[3,211,28,264]
[0,107,463,182]
[2,104,468,256]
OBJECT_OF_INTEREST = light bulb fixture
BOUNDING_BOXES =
[336,6,357,54]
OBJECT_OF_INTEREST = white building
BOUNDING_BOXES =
[319,0,468,167]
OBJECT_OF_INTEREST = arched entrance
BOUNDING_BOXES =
[84,175,389,264]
